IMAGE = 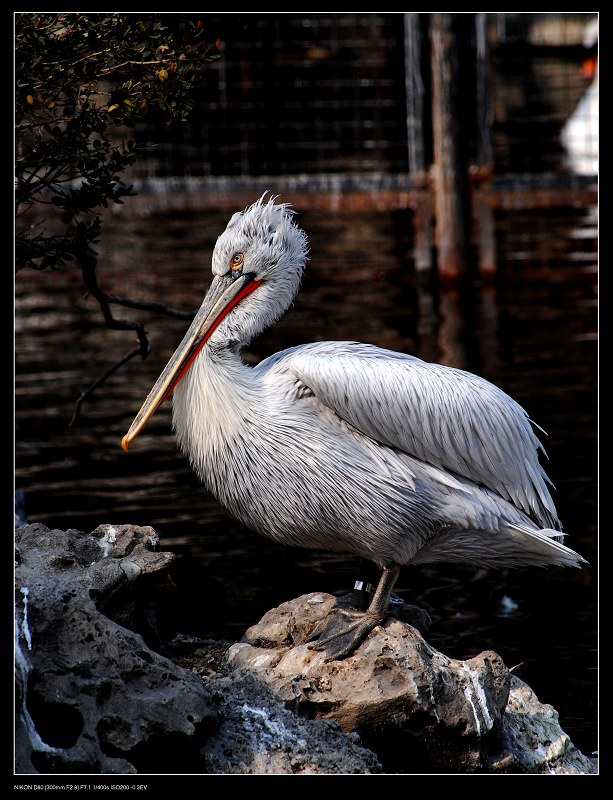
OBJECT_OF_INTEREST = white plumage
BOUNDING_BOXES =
[561,18,598,175]
[122,194,586,660]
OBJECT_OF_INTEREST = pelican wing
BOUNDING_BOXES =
[260,341,559,528]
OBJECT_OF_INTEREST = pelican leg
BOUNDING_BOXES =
[306,563,402,661]
[349,558,377,609]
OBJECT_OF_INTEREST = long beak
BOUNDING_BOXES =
[121,272,261,451]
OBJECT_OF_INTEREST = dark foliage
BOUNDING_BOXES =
[15,12,220,272]
[15,13,221,419]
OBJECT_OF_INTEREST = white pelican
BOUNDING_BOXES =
[561,18,598,175]
[122,194,586,660]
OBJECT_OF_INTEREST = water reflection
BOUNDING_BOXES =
[14,203,597,756]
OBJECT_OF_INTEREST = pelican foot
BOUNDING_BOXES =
[306,607,385,661]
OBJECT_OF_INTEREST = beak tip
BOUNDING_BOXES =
[121,435,130,452]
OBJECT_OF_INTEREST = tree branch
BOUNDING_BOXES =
[68,346,148,427]
[69,248,195,424]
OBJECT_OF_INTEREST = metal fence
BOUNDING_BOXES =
[126,12,597,183]
[121,12,597,278]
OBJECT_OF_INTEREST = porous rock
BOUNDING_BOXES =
[14,523,215,774]
[14,522,597,775]
[199,671,382,774]
[14,523,381,776]
[227,593,598,774]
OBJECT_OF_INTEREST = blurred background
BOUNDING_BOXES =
[15,12,597,757]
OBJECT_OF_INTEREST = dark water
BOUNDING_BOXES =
[14,201,598,758]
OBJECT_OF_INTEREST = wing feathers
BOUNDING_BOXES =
[261,341,560,529]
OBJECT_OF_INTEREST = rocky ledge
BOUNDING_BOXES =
[14,523,597,775]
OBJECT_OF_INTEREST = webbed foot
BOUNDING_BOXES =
[306,606,385,661]
[306,563,405,661]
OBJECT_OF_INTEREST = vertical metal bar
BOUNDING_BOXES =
[430,12,469,280]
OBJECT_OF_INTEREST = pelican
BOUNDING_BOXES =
[122,194,586,660]
[561,18,598,175]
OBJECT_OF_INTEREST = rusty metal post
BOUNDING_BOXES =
[472,12,497,276]
[429,13,470,281]
[404,13,433,274]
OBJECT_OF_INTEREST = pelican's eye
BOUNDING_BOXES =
[230,253,244,273]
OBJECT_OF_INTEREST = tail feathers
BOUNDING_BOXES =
[509,524,588,568]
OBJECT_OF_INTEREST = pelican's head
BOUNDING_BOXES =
[206,193,309,347]
[121,194,309,451]
[215,193,309,285]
